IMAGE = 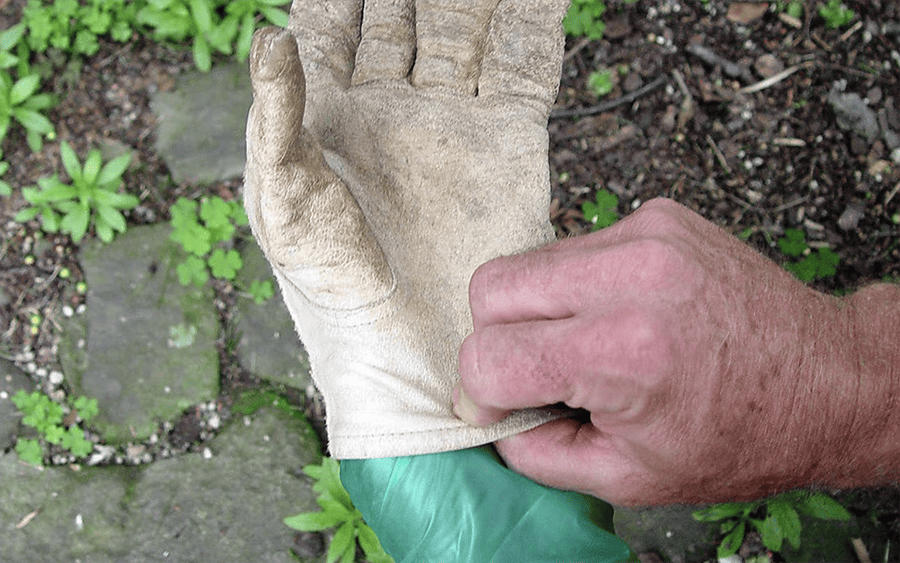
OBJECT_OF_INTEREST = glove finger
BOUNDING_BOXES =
[288,0,362,90]
[352,0,416,86]
[248,27,307,165]
[479,0,568,119]
[410,0,498,95]
[246,28,394,311]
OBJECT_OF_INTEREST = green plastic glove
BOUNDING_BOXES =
[341,447,636,563]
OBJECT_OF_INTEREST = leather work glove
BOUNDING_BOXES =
[244,0,569,459]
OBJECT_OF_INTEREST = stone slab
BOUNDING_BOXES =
[0,404,324,563]
[234,238,311,389]
[151,62,252,184]
[614,504,714,563]
[70,223,219,444]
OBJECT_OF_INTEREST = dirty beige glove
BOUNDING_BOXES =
[244,0,568,459]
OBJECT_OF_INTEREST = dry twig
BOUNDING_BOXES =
[550,76,668,119]
[739,60,815,94]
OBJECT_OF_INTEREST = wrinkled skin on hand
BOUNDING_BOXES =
[244,0,569,458]
[456,198,900,505]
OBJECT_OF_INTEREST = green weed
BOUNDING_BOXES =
[16,142,137,243]
[21,0,139,57]
[776,228,840,282]
[0,23,56,152]
[136,0,289,72]
[168,195,274,301]
[776,1,804,19]
[694,491,851,559]
[582,188,619,231]
[284,457,394,563]
[563,0,606,40]
[12,389,99,466]
[0,150,10,197]
[587,69,614,98]
[818,0,855,29]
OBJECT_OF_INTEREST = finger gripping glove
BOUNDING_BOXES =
[244,1,566,459]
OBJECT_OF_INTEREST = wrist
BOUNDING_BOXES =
[818,283,900,488]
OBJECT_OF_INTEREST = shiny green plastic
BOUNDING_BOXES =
[341,445,635,563]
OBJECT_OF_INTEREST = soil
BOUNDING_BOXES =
[1,1,899,561]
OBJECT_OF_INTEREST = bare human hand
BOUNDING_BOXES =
[455,198,900,505]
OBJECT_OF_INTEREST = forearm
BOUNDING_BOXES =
[823,283,900,488]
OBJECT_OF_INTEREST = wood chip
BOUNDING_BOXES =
[852,538,872,563]
[726,2,769,25]
[778,12,802,28]
[16,508,40,529]
[773,137,807,147]
[739,61,814,94]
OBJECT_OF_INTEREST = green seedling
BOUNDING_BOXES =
[136,0,289,72]
[285,457,394,563]
[778,1,804,19]
[16,141,136,243]
[12,390,99,466]
[818,0,855,29]
[0,151,11,197]
[170,196,243,287]
[0,22,27,71]
[776,228,840,282]
[582,188,619,231]
[694,490,851,559]
[588,69,614,98]
[247,278,275,304]
[0,60,56,152]
[21,0,137,57]
[169,196,273,301]
[563,0,606,40]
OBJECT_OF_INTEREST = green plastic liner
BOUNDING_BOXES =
[341,445,635,563]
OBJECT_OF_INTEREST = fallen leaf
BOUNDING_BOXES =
[727,2,769,25]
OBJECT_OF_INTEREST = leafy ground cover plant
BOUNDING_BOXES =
[582,188,619,230]
[777,1,805,19]
[16,141,136,243]
[563,0,607,40]
[168,195,274,303]
[0,24,56,152]
[21,0,138,57]
[0,150,11,197]
[588,69,614,98]
[818,0,855,30]
[284,457,394,563]
[136,0,289,72]
[693,491,851,559]
[12,389,99,466]
[777,228,840,282]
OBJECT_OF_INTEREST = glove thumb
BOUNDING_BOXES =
[245,28,393,311]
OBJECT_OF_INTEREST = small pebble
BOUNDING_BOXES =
[49,371,64,385]
[838,203,866,230]
[202,447,213,459]
[754,53,784,78]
